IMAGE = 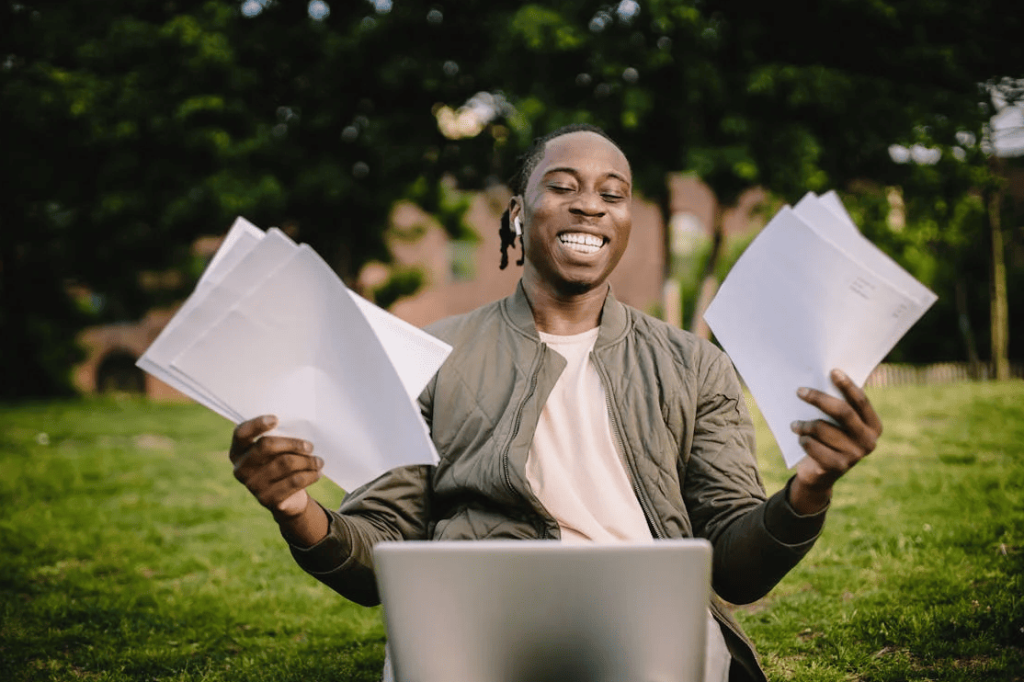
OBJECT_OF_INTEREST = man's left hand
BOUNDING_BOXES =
[788,368,883,514]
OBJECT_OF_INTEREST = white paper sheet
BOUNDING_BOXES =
[346,291,451,402]
[136,218,452,491]
[136,218,268,420]
[793,193,936,310]
[170,245,440,491]
[704,195,936,468]
[202,217,267,286]
[818,190,856,229]
[161,228,300,417]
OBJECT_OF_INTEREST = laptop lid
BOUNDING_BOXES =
[373,539,712,682]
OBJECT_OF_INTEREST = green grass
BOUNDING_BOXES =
[0,399,369,681]
[743,382,1024,681]
[1,383,1022,681]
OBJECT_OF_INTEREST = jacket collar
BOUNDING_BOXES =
[503,280,630,349]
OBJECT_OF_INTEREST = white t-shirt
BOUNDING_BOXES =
[526,328,651,542]
[526,327,731,682]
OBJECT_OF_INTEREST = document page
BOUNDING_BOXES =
[136,218,267,419]
[137,218,451,491]
[703,195,936,468]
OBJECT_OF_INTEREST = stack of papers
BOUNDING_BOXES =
[137,218,452,492]
[704,191,937,468]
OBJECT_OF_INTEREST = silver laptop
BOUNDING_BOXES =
[373,539,712,682]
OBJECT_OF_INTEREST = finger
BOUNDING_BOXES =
[253,469,323,512]
[796,433,855,481]
[796,386,854,423]
[233,436,315,480]
[230,415,278,462]
[830,369,883,437]
[791,418,863,455]
[796,387,877,452]
[267,453,324,486]
[243,452,324,491]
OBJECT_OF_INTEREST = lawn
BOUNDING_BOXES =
[1,382,1021,681]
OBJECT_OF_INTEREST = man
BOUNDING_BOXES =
[229,124,882,681]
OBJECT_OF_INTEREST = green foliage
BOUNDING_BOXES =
[0,0,494,398]
[2,384,1022,680]
[371,267,426,311]
[511,6,587,52]
[406,177,478,243]
[834,142,1024,364]
[484,0,1022,207]
[4,0,1022,397]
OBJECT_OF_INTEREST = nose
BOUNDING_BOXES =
[569,189,605,217]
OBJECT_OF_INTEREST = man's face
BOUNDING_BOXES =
[514,131,633,297]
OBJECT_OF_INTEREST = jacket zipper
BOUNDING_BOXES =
[594,355,668,540]
[502,344,546,501]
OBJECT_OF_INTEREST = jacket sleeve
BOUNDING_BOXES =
[286,465,433,606]
[683,350,828,604]
[285,376,440,607]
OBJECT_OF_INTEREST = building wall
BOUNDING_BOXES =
[75,308,189,400]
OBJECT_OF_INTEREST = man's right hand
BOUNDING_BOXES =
[229,415,324,521]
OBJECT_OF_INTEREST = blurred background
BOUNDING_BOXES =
[2,0,1022,402]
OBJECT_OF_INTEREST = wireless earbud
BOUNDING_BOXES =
[514,216,522,237]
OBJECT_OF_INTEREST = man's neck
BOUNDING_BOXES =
[522,276,608,336]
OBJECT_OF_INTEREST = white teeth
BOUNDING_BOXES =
[559,233,604,254]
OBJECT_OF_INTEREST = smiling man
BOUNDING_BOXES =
[513,127,632,314]
[229,124,883,682]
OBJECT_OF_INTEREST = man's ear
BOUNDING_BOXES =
[508,196,522,223]
[509,196,527,234]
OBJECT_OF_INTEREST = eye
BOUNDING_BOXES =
[601,192,625,202]
[548,183,575,193]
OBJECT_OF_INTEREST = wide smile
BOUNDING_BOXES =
[557,231,608,256]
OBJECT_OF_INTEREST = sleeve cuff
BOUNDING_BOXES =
[284,505,355,575]
[762,476,829,547]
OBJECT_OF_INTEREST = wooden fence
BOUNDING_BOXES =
[865,362,1024,387]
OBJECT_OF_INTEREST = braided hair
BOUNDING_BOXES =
[499,123,623,270]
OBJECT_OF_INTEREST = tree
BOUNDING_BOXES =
[462,1,1023,338]
[0,0,489,398]
[2,1,259,397]
[4,0,1022,398]
[844,78,1024,372]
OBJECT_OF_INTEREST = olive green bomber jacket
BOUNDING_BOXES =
[289,283,828,682]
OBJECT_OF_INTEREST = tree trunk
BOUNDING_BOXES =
[658,183,680,326]
[954,277,980,364]
[988,160,1010,381]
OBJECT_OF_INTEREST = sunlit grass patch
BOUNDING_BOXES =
[742,381,1024,681]
[1,398,363,682]
[2,383,1022,680]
